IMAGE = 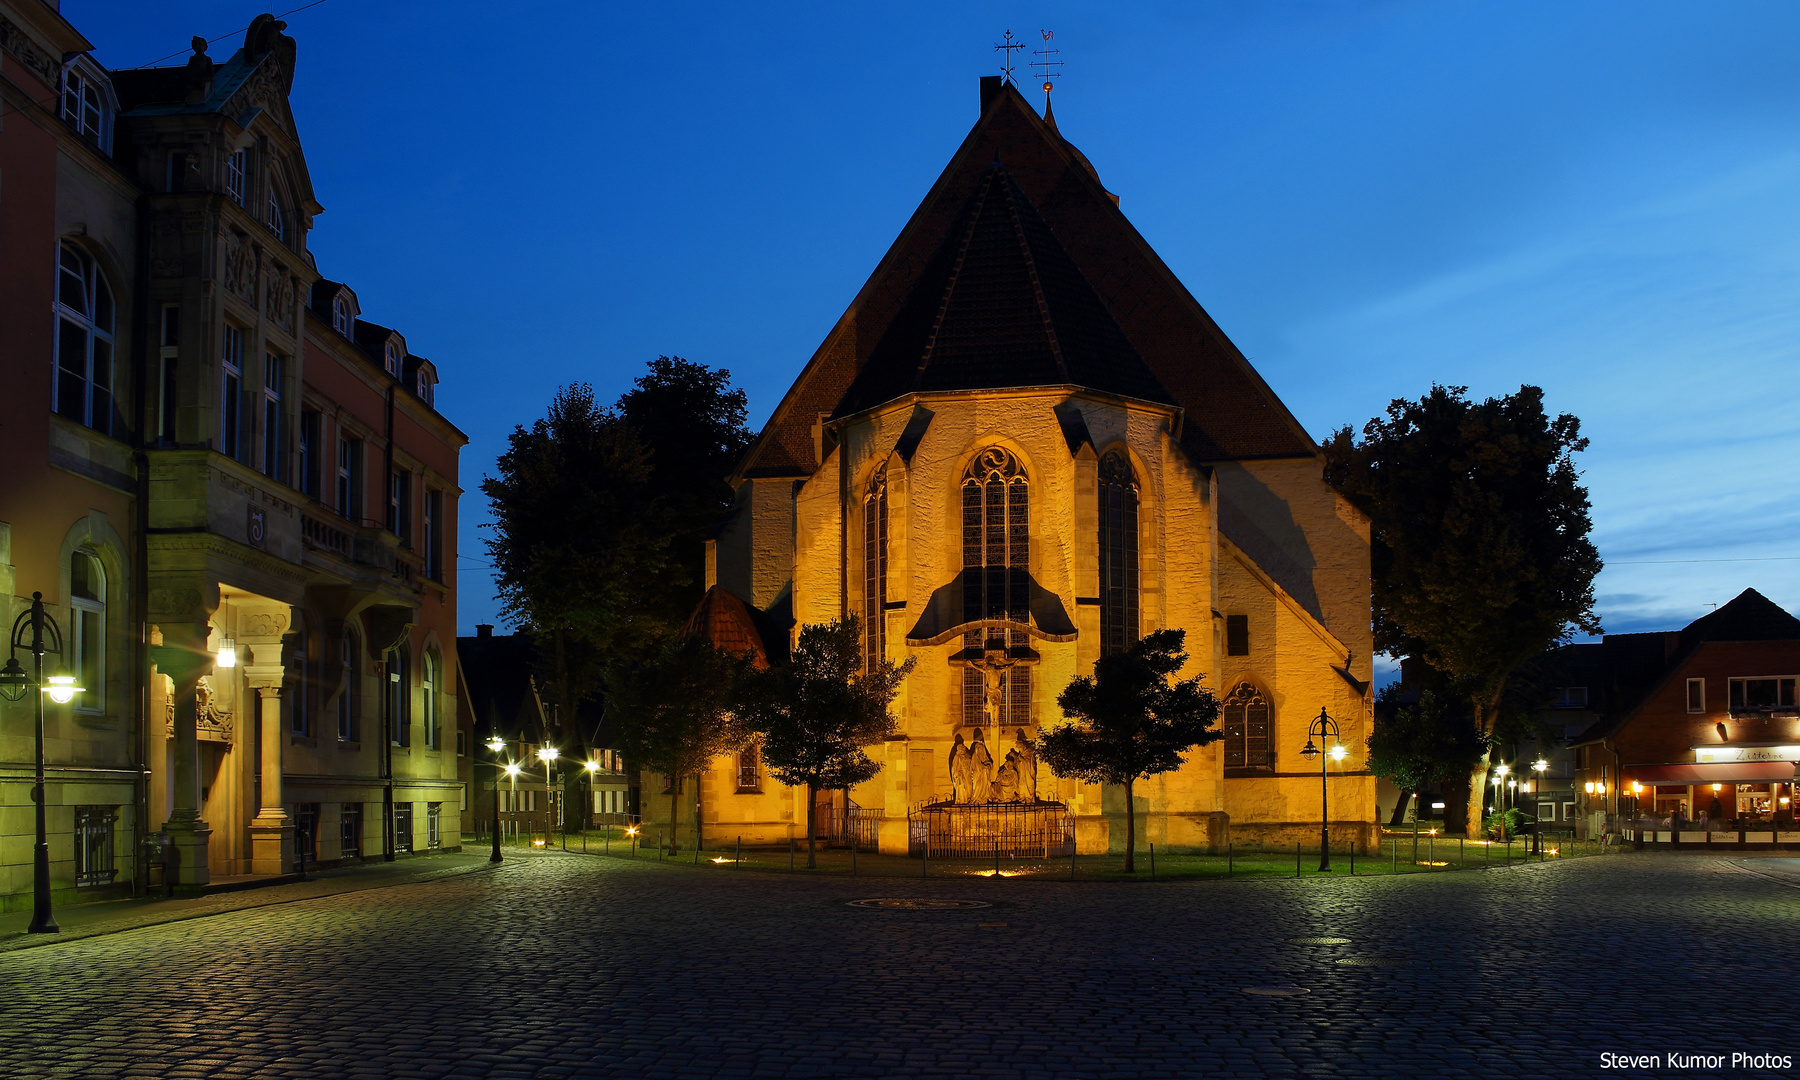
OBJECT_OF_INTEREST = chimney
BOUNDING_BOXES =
[476,624,493,639]
[980,75,1003,113]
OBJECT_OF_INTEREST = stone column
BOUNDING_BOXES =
[152,622,214,891]
[246,642,293,876]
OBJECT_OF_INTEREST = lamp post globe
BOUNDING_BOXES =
[1301,707,1343,872]
[486,735,508,863]
[537,746,559,846]
[10,592,81,934]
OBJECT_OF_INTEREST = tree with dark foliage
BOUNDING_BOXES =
[1324,384,1602,837]
[1039,630,1221,873]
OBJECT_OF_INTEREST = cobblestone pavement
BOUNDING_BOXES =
[1,850,1796,1079]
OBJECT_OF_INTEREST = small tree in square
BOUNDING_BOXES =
[1040,629,1222,873]
[734,617,915,868]
[608,633,748,854]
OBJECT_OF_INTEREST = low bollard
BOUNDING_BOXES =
[735,835,742,867]
[852,842,857,877]
[789,837,795,872]
[1228,841,1234,878]
[1150,842,1156,879]
[1392,836,1398,873]
[1296,842,1301,878]
[923,838,930,879]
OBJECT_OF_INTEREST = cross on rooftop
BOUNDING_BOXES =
[995,30,1024,84]
[1031,29,1062,106]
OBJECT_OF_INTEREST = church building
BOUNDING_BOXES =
[659,77,1375,857]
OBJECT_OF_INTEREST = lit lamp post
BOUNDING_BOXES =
[486,735,506,863]
[582,757,600,850]
[1493,763,1512,841]
[504,761,522,843]
[537,746,559,848]
[1298,707,1347,871]
[0,592,85,934]
[1532,757,1549,853]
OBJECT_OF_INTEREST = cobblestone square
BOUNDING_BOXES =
[0,852,1795,1079]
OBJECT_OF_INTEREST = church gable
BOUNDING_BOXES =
[738,79,1316,483]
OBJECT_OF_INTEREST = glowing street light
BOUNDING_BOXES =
[3,592,86,934]
[1298,706,1345,872]
[537,746,560,847]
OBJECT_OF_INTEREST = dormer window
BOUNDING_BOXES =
[331,296,351,336]
[61,64,110,150]
[416,371,433,406]
[384,342,400,377]
[226,150,247,206]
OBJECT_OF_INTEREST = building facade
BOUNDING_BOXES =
[1569,589,1800,839]
[0,6,466,907]
[645,79,1376,857]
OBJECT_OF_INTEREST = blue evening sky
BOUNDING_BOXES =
[73,1,1800,645]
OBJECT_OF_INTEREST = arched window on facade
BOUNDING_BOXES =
[55,242,115,435]
[421,649,440,750]
[385,646,410,747]
[863,468,887,674]
[1098,451,1140,656]
[69,550,105,714]
[960,447,1031,727]
[337,630,358,742]
[1221,682,1272,769]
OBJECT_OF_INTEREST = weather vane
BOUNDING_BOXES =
[1031,29,1062,108]
[995,30,1024,85]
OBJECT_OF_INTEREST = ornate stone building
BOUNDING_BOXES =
[0,6,468,907]
[645,78,1377,857]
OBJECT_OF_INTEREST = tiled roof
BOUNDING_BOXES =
[681,586,778,668]
[738,78,1317,480]
[1681,588,1800,644]
[833,163,1173,418]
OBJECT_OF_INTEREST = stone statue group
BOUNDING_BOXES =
[949,728,1039,804]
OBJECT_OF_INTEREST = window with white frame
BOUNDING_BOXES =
[423,489,442,581]
[388,470,410,542]
[416,369,432,406]
[262,353,284,480]
[157,305,179,444]
[69,550,105,714]
[264,179,287,243]
[54,242,116,436]
[226,150,247,205]
[421,650,440,750]
[427,803,442,849]
[1687,678,1705,713]
[1730,677,1798,713]
[61,65,108,150]
[336,435,361,521]
[384,342,400,377]
[331,296,351,337]
[290,627,311,737]
[221,325,244,460]
[299,411,321,498]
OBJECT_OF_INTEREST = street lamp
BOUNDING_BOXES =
[1532,758,1549,853]
[537,746,559,848]
[486,735,506,863]
[583,757,600,849]
[1,592,84,934]
[504,761,523,842]
[1297,706,1345,871]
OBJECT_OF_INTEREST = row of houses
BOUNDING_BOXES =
[0,2,489,908]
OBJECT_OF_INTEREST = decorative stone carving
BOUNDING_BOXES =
[152,223,183,278]
[0,17,60,87]
[266,272,295,333]
[224,232,256,303]
[149,587,208,621]
[165,676,234,746]
[240,611,289,639]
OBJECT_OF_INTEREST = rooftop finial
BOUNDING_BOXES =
[1031,29,1062,113]
[995,30,1024,85]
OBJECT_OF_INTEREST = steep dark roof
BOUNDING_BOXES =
[681,585,786,667]
[457,632,545,741]
[1680,588,1800,645]
[737,78,1317,480]
[833,163,1172,417]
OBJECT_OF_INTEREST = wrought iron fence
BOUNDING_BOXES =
[847,805,882,852]
[907,800,1074,858]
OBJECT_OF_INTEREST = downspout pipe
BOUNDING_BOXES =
[131,189,153,897]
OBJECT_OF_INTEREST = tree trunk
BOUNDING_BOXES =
[668,781,680,854]
[1123,777,1137,874]
[1387,790,1413,827]
[1464,686,1504,838]
[693,771,703,855]
[805,783,817,869]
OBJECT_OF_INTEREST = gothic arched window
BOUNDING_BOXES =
[70,550,105,714]
[863,469,888,674]
[960,447,1031,726]
[54,241,115,435]
[1222,682,1271,769]
[1098,451,1139,656]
